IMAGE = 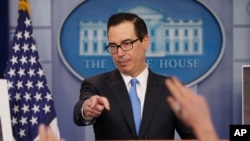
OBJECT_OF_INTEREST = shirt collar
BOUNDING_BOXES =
[121,67,149,89]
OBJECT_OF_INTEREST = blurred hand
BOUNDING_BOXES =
[165,77,218,141]
[83,95,110,118]
[38,124,63,141]
[165,77,211,128]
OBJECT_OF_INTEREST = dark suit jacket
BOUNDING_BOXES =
[74,69,196,140]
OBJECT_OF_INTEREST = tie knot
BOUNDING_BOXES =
[130,78,138,86]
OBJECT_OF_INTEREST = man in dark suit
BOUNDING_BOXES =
[73,12,195,140]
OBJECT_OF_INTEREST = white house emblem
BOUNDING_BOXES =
[58,0,225,86]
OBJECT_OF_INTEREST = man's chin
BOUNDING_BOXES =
[118,67,131,75]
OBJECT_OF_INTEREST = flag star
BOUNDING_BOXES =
[43,104,51,114]
[11,117,18,126]
[30,43,37,52]
[10,56,18,65]
[15,31,22,40]
[34,92,42,101]
[17,68,25,77]
[8,68,16,78]
[36,80,44,90]
[16,80,23,89]
[30,33,34,38]
[12,105,19,113]
[18,128,26,138]
[12,43,20,52]
[29,56,37,65]
[30,116,38,125]
[25,80,33,89]
[23,30,30,40]
[24,92,31,101]
[27,68,35,77]
[45,92,53,102]
[21,104,30,113]
[31,104,40,113]
[21,43,29,52]
[24,18,31,27]
[7,80,14,90]
[19,55,28,65]
[14,93,21,101]
[37,68,44,77]
[19,116,28,126]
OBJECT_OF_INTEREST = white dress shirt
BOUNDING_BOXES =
[120,67,149,118]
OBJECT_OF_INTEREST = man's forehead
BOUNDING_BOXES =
[107,23,136,41]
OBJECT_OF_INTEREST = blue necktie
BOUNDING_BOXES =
[129,78,141,135]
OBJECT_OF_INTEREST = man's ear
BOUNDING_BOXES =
[142,35,150,50]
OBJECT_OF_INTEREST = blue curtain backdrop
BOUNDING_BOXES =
[0,0,9,78]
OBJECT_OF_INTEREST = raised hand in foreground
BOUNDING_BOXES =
[165,77,219,141]
[38,124,64,141]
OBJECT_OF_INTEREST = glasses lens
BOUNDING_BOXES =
[108,45,117,53]
[121,42,132,51]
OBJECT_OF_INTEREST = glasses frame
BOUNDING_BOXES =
[105,38,139,54]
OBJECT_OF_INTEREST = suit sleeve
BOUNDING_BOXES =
[175,118,197,139]
[73,79,99,126]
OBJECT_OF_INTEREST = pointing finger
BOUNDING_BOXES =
[97,96,110,110]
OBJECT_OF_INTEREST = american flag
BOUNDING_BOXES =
[4,1,59,141]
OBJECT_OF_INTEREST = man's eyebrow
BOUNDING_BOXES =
[121,39,133,43]
[108,39,133,45]
[108,42,117,45]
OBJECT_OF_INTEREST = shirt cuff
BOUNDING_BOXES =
[81,99,94,125]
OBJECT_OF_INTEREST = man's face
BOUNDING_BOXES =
[107,21,149,77]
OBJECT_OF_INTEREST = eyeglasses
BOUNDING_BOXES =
[105,38,139,54]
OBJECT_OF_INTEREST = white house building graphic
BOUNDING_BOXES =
[79,5,203,56]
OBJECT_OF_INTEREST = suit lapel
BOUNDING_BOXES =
[106,69,136,134]
[139,71,162,135]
